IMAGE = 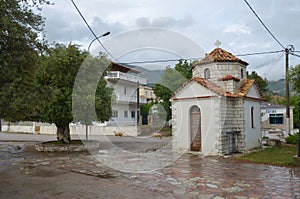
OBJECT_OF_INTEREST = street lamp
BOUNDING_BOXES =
[87,31,110,52]
[85,31,110,140]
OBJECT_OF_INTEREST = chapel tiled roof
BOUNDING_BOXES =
[236,79,255,97]
[193,48,248,68]
[192,77,237,97]
[172,77,261,100]
[219,74,240,82]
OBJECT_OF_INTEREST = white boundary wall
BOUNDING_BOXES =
[2,123,138,136]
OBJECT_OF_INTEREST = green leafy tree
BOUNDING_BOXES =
[0,0,49,121]
[290,64,300,94]
[153,65,189,120]
[38,44,112,143]
[175,60,193,79]
[72,54,113,125]
[290,95,300,128]
[247,71,271,101]
[290,64,300,128]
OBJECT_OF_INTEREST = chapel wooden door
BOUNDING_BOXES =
[190,106,201,151]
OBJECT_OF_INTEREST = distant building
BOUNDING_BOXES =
[139,85,156,103]
[105,62,147,126]
[171,47,262,155]
[261,101,294,139]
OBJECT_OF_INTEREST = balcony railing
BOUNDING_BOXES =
[115,94,147,104]
[106,71,146,85]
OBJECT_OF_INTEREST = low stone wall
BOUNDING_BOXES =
[35,141,99,152]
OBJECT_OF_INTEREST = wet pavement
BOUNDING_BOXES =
[0,132,300,198]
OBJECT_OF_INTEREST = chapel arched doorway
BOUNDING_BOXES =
[190,105,201,151]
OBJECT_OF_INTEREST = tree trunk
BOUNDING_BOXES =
[56,125,71,144]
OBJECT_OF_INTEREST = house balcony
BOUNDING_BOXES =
[106,71,146,85]
[115,94,147,104]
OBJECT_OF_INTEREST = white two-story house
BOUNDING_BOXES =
[105,62,147,126]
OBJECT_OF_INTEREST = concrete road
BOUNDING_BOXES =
[0,132,299,198]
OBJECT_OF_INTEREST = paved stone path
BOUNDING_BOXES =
[0,132,299,198]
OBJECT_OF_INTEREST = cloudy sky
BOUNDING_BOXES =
[40,0,300,80]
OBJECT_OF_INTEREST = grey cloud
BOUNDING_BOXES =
[136,15,194,28]
[91,17,125,36]
[44,13,126,47]
[136,17,151,27]
[44,11,90,43]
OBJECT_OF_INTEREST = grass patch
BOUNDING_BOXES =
[236,144,299,166]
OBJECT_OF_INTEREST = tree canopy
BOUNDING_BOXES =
[290,64,300,94]
[247,71,271,101]
[290,64,300,128]
[153,61,192,120]
[37,44,113,143]
[0,0,49,121]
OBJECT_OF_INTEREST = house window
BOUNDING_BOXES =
[124,87,127,95]
[131,111,135,118]
[204,68,210,79]
[112,110,118,118]
[251,107,254,128]
[269,114,284,125]
[124,110,128,118]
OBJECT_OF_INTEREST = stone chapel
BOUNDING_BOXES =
[171,47,262,155]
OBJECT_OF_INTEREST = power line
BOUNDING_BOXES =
[261,53,285,76]
[235,50,284,57]
[118,58,196,65]
[291,52,300,58]
[118,50,285,65]
[249,52,284,70]
[243,0,285,50]
[70,0,117,61]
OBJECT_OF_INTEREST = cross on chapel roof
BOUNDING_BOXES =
[214,40,222,48]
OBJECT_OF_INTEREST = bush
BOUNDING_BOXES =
[285,133,299,144]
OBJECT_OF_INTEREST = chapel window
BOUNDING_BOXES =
[204,68,210,79]
[251,107,254,128]
[241,68,244,79]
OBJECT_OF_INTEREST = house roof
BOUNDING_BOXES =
[261,101,294,109]
[110,62,141,74]
[192,48,248,68]
[261,101,285,109]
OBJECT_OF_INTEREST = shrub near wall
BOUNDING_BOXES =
[285,133,299,144]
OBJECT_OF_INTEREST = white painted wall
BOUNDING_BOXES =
[172,82,220,155]
[2,123,138,136]
[243,99,262,150]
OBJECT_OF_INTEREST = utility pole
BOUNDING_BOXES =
[285,45,295,135]
[137,81,140,125]
[285,48,290,135]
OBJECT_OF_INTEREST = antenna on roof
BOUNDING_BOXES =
[214,40,222,48]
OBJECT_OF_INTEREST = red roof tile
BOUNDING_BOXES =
[219,75,240,82]
[236,79,255,96]
[192,77,237,97]
[172,77,261,100]
[193,48,248,68]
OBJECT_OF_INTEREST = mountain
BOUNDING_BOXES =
[268,79,286,96]
[127,65,165,85]
[267,79,295,97]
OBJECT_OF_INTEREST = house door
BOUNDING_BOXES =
[190,106,201,151]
